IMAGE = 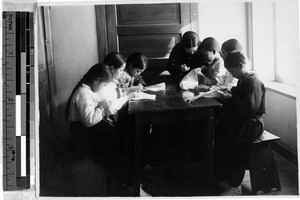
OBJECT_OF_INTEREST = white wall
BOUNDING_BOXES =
[50,6,99,105]
[198,2,248,57]
[50,6,99,135]
[264,89,297,154]
[252,2,275,82]
[274,0,300,85]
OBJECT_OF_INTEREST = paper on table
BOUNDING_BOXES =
[185,89,222,103]
[144,82,166,92]
[130,91,156,101]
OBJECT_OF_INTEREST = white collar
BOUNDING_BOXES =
[81,83,92,91]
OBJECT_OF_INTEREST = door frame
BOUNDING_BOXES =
[95,3,199,63]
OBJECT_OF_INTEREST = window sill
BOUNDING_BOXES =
[265,81,298,100]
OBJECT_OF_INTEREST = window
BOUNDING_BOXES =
[251,1,300,86]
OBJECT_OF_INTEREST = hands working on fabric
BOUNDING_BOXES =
[180,64,191,72]
[183,84,232,104]
[127,84,145,93]
[214,88,232,99]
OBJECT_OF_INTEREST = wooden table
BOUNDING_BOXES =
[128,87,222,196]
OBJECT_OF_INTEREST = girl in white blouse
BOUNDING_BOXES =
[99,52,137,115]
[65,63,123,195]
[65,63,115,153]
[66,64,113,127]
[102,52,151,195]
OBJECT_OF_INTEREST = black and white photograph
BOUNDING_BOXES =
[1,0,299,199]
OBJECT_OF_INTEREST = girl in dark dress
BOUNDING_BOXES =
[221,38,243,59]
[214,51,266,195]
[167,31,203,83]
[214,39,242,118]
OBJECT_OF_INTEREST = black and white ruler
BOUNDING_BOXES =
[2,11,34,191]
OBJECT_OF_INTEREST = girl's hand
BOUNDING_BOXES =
[180,64,190,72]
[127,84,144,94]
[194,85,210,93]
[216,90,232,99]
[99,100,115,116]
[131,84,144,91]
[98,99,111,110]
[128,91,139,99]
[137,83,144,91]
[195,67,203,75]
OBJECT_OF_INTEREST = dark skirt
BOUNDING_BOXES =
[68,120,122,196]
[69,120,118,159]
[214,116,264,187]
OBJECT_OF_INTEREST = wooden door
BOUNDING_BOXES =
[96,3,198,74]
[38,6,56,138]
[38,6,60,194]
[38,6,58,139]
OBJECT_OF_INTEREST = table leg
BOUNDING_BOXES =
[134,117,142,196]
[206,108,215,193]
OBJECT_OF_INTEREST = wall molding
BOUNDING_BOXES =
[272,142,298,169]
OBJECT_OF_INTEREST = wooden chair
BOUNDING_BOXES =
[248,131,281,194]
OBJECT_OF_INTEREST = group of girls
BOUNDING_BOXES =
[65,52,148,196]
[168,31,237,92]
[65,30,266,196]
[168,31,266,195]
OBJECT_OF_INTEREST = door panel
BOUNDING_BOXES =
[38,7,54,129]
[41,7,54,69]
[115,3,191,68]
[116,4,181,25]
[117,24,183,35]
[38,6,60,195]
[97,3,194,69]
[119,34,180,60]
[42,7,57,96]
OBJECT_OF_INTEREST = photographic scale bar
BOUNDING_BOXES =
[3,11,34,191]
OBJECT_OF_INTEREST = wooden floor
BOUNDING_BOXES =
[241,153,299,196]
[40,149,298,197]
[140,152,299,196]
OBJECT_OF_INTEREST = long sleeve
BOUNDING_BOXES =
[167,43,187,81]
[98,81,130,114]
[110,96,130,111]
[69,85,105,127]
[167,42,204,84]
[76,93,104,127]
[201,57,227,86]
[230,74,266,120]
[117,71,132,96]
[220,71,238,90]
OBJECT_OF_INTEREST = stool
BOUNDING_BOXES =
[248,131,281,194]
[61,154,107,196]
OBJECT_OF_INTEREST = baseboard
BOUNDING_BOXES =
[271,142,298,169]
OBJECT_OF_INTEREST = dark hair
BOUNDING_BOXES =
[221,39,243,53]
[65,63,112,120]
[224,50,247,69]
[182,31,199,48]
[126,52,148,70]
[103,52,126,69]
[199,37,220,52]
